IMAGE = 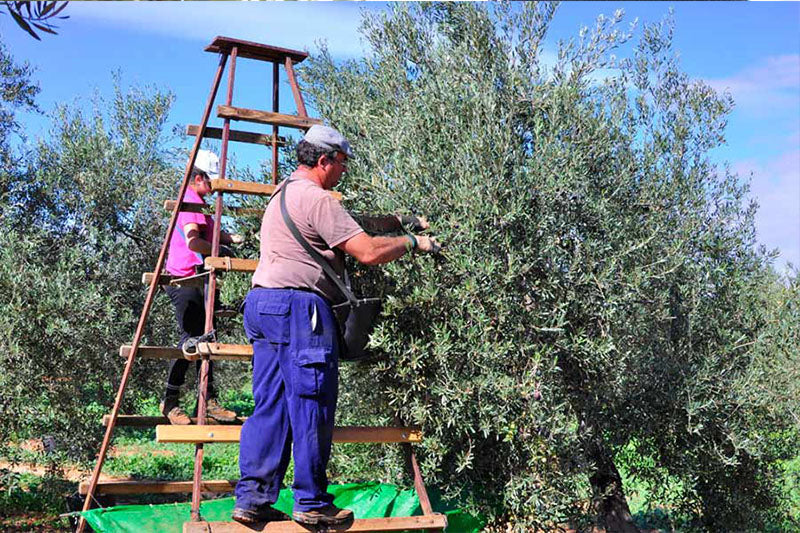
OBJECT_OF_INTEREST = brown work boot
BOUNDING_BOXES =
[232,505,290,525]
[160,401,191,425]
[206,398,237,423]
[292,504,354,526]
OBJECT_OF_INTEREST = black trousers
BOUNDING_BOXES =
[164,285,216,400]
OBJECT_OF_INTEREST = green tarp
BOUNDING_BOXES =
[81,482,485,532]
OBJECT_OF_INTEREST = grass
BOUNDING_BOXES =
[0,471,73,531]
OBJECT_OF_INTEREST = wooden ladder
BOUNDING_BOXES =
[77,36,445,533]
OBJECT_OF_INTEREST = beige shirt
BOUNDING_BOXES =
[252,170,364,303]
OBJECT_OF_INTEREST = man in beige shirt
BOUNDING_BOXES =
[233,126,439,527]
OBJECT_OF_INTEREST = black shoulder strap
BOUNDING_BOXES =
[278,179,359,306]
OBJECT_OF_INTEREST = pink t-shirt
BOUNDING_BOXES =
[252,170,364,303]
[166,187,214,277]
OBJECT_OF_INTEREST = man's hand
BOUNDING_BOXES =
[228,234,245,245]
[398,215,429,232]
[415,235,442,254]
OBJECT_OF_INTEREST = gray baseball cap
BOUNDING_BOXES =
[303,125,354,158]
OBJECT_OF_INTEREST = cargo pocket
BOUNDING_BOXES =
[293,347,333,398]
[258,301,290,345]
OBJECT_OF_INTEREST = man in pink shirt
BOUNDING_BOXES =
[233,126,440,527]
[162,150,239,425]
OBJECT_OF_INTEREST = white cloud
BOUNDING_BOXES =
[733,149,800,273]
[706,54,800,118]
[67,2,376,59]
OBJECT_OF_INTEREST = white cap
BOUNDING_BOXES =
[194,150,220,179]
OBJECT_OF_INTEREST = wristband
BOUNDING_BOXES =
[405,233,418,251]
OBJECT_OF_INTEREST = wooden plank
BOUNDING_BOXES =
[205,36,307,64]
[164,200,264,216]
[119,345,252,361]
[209,179,342,201]
[334,427,424,444]
[186,125,286,147]
[198,343,252,357]
[141,272,205,288]
[79,479,236,495]
[102,415,247,427]
[204,257,258,273]
[217,105,322,130]
[157,425,423,444]
[210,179,277,197]
[184,515,447,532]
[182,343,253,362]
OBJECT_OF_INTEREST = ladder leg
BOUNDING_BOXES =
[285,57,309,118]
[409,447,434,516]
[77,51,230,533]
[190,45,239,522]
[397,414,434,519]
[271,62,280,184]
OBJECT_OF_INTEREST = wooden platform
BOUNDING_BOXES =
[186,125,287,147]
[156,425,423,444]
[217,106,322,130]
[205,36,308,64]
[79,479,236,495]
[119,344,252,361]
[183,515,447,532]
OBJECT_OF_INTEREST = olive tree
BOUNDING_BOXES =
[301,3,799,531]
[0,75,180,462]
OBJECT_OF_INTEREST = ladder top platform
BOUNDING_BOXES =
[206,36,308,64]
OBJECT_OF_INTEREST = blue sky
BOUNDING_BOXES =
[3,1,798,273]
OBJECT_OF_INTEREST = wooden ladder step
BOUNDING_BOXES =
[208,179,342,200]
[210,178,276,197]
[183,515,447,532]
[119,344,252,361]
[204,257,257,273]
[164,200,263,217]
[141,272,206,288]
[79,479,236,495]
[217,105,322,130]
[156,425,423,444]
[186,125,287,147]
[205,36,308,64]
[102,415,246,427]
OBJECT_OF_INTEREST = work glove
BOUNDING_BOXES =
[228,234,244,245]
[397,214,429,232]
[415,235,442,254]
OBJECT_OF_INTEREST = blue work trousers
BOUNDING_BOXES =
[235,288,339,513]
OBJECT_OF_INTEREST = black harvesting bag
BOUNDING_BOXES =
[279,179,382,361]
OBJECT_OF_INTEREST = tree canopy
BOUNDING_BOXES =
[301,3,799,530]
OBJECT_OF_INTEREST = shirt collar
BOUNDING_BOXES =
[290,168,321,187]
[183,186,206,205]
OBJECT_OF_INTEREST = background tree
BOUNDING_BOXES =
[0,38,38,184]
[1,1,68,40]
[301,3,799,531]
[0,63,183,462]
